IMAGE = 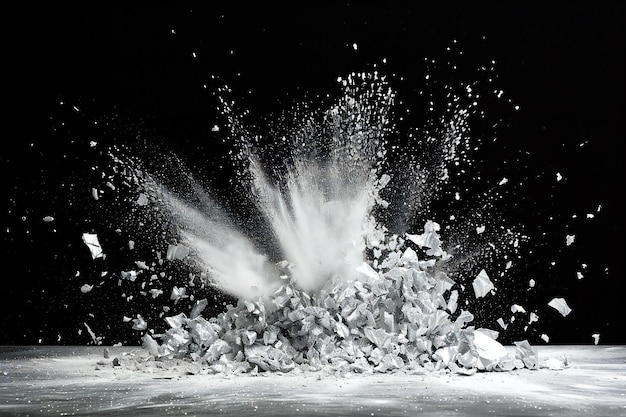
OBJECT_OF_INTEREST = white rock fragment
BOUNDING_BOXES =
[476,225,485,234]
[91,188,99,200]
[472,269,494,298]
[548,297,572,317]
[576,271,584,280]
[132,315,147,331]
[496,317,508,330]
[80,284,94,294]
[82,233,104,259]
[514,340,538,369]
[43,216,54,222]
[136,193,148,206]
[529,279,536,288]
[149,289,163,299]
[540,333,550,343]
[356,262,379,281]
[556,172,563,181]
[498,177,508,186]
[511,304,526,314]
[170,286,188,304]
[84,322,102,345]
[592,333,600,345]
[565,234,575,246]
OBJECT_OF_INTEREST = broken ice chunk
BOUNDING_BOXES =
[166,244,190,261]
[540,333,550,343]
[475,225,485,234]
[514,340,538,369]
[472,269,494,298]
[170,286,188,304]
[364,327,392,350]
[511,304,526,314]
[356,262,379,281]
[43,216,54,222]
[498,177,508,185]
[576,271,584,280]
[82,233,104,259]
[80,284,94,293]
[405,221,446,257]
[190,298,208,319]
[473,330,509,370]
[496,317,508,330]
[132,315,147,331]
[149,288,163,298]
[592,333,600,345]
[136,193,148,206]
[565,234,575,246]
[548,297,572,317]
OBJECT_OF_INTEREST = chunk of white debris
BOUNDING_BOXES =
[476,225,485,234]
[80,284,94,293]
[166,244,190,261]
[556,172,563,181]
[498,177,508,186]
[514,340,538,369]
[170,286,188,304]
[82,233,104,259]
[43,216,54,222]
[149,288,163,299]
[472,269,494,298]
[576,271,584,280]
[405,221,446,257]
[544,357,565,370]
[548,297,572,317]
[540,333,550,343]
[511,304,526,314]
[592,333,600,345]
[565,234,575,246]
[136,193,148,206]
[496,317,508,330]
[91,188,99,200]
[529,279,535,288]
[473,330,508,370]
[356,262,379,281]
[132,315,147,331]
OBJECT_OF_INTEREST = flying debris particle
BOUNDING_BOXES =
[211,124,220,132]
[128,240,135,250]
[82,233,104,259]
[476,225,485,234]
[498,177,508,186]
[540,334,550,343]
[352,42,358,51]
[529,279,535,288]
[576,271,584,280]
[586,213,595,219]
[170,286,188,304]
[149,289,163,299]
[511,304,526,314]
[565,235,575,246]
[529,312,539,324]
[136,193,148,206]
[592,333,600,345]
[496,318,508,330]
[84,322,102,345]
[556,172,563,182]
[80,284,94,294]
[166,244,190,261]
[472,269,494,298]
[91,188,99,200]
[42,216,54,223]
[89,140,97,148]
[132,315,147,331]
[548,298,572,317]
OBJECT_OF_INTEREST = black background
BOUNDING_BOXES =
[3,3,624,346]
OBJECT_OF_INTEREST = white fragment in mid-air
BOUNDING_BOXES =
[43,216,54,222]
[548,297,572,317]
[556,172,563,181]
[80,284,94,294]
[565,234,575,246]
[82,233,104,259]
[511,304,526,314]
[540,333,550,343]
[472,269,494,298]
[498,177,508,186]
[476,225,485,234]
[592,333,600,345]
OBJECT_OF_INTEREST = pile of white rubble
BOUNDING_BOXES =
[142,221,540,375]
